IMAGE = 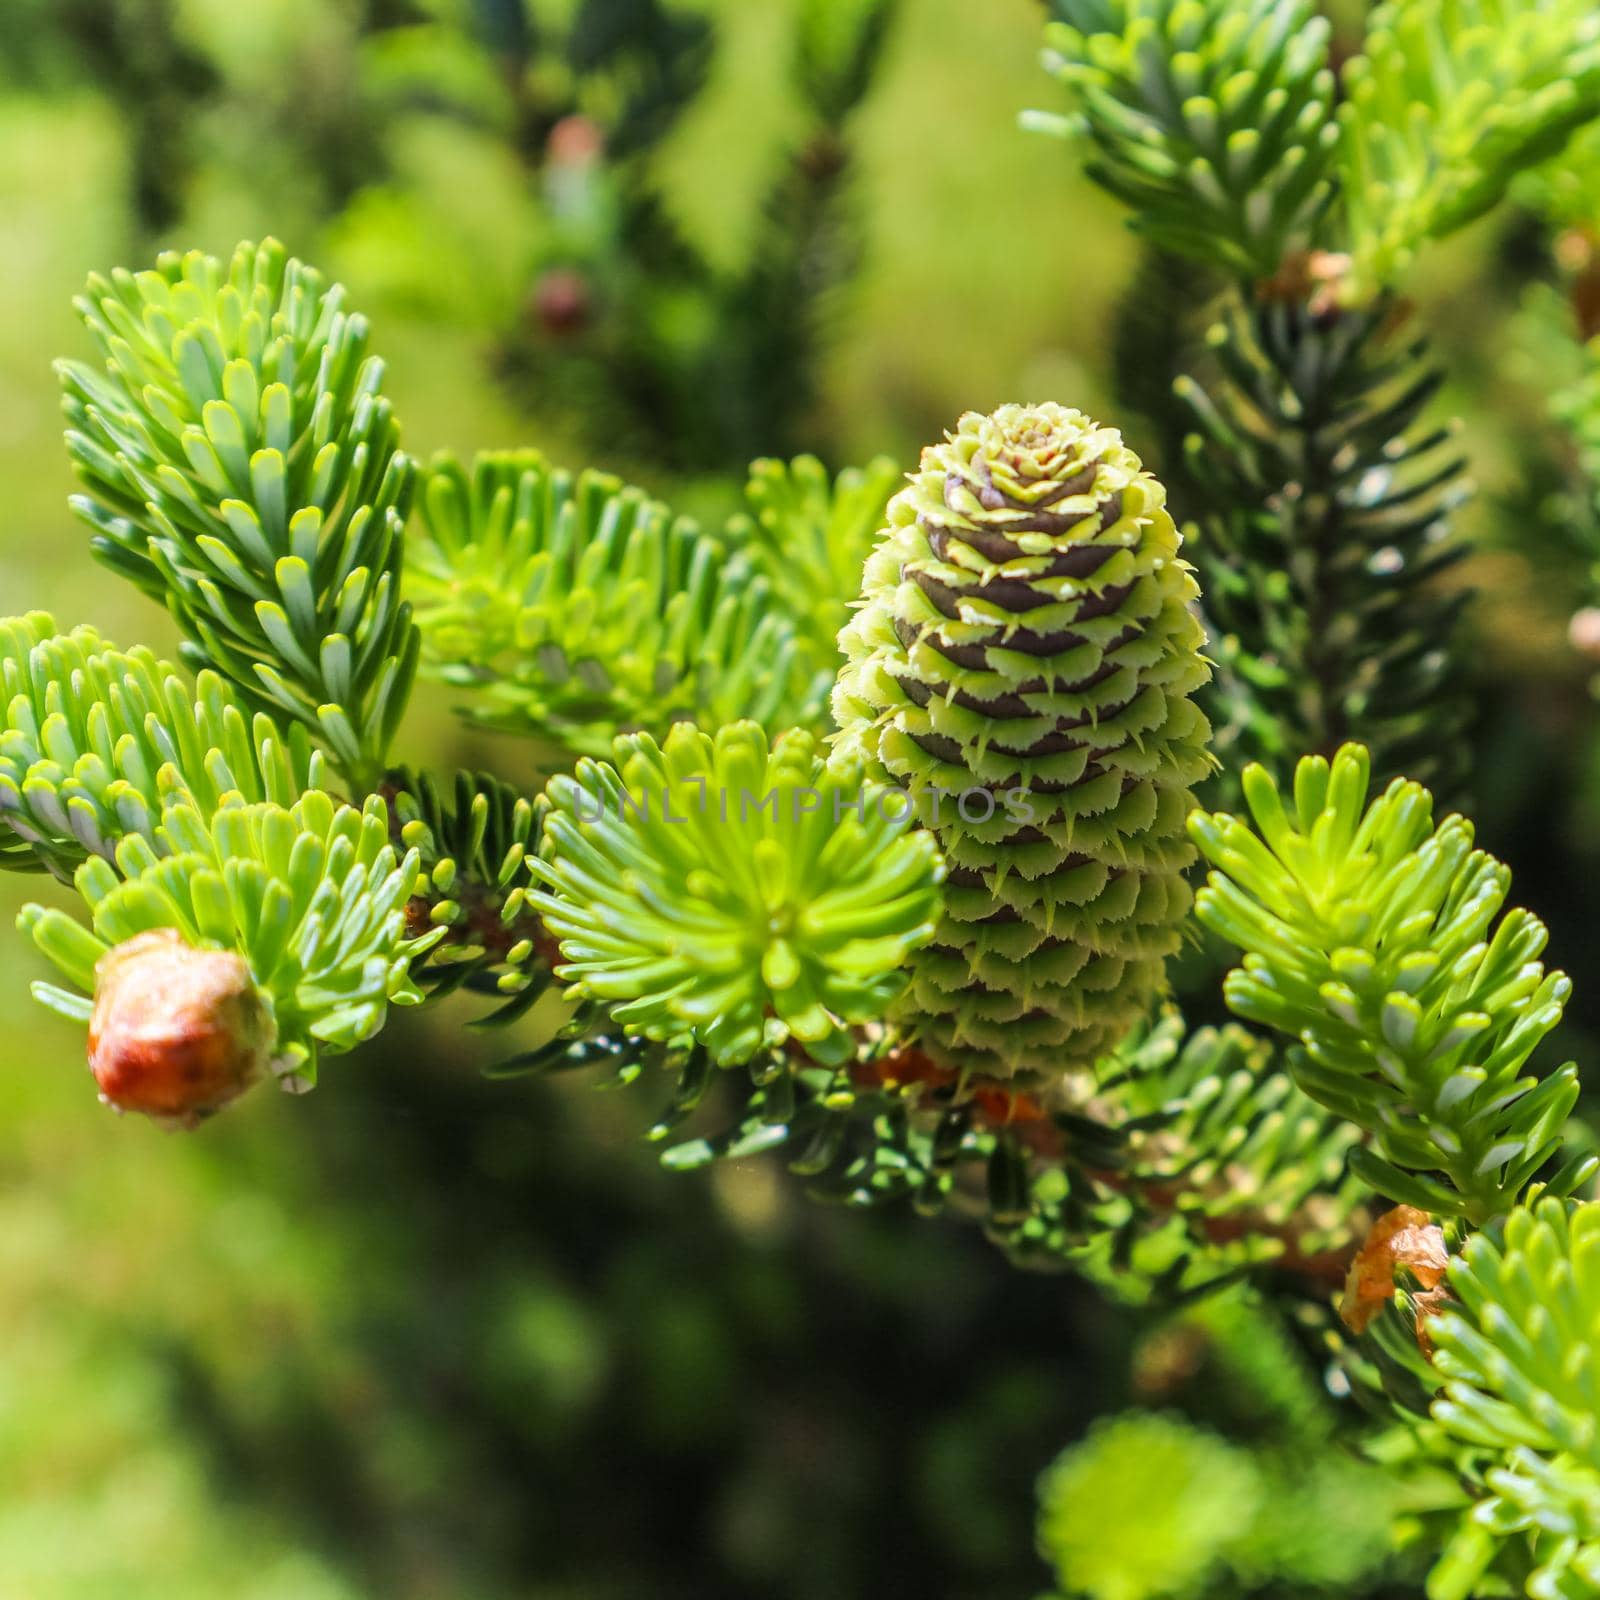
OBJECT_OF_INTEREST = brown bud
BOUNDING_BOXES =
[1131,1324,1209,1398]
[1339,1204,1449,1336]
[1256,249,1353,317]
[403,894,435,941]
[1569,606,1600,661]
[1410,1283,1456,1360]
[546,114,604,170]
[531,267,593,337]
[1556,227,1600,341]
[87,929,276,1129]
[798,131,847,181]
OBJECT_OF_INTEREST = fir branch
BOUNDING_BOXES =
[527,721,945,1067]
[1512,143,1600,639]
[564,0,713,161]
[1082,1010,1366,1280]
[1174,297,1471,796]
[0,611,322,881]
[500,1,888,473]
[1030,0,1600,300]
[1190,744,1596,1224]
[993,1010,1364,1293]
[508,1002,1361,1299]
[1339,0,1600,295]
[58,237,419,790]
[382,764,551,1018]
[793,0,897,128]
[38,0,217,238]
[705,0,897,463]
[729,451,900,692]
[405,449,813,756]
[1036,1407,1395,1599]
[20,789,433,1092]
[1029,0,1338,279]
[1036,1412,1264,1600]
[1422,1196,1600,1600]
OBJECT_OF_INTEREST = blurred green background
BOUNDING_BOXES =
[3,2,1599,1597]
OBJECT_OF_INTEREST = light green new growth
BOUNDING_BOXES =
[1037,1412,1261,1600]
[528,721,944,1068]
[58,237,419,788]
[20,790,432,1088]
[1036,1403,1394,1600]
[1340,0,1600,293]
[0,611,322,880]
[1032,0,1600,298]
[1516,120,1600,230]
[405,449,808,758]
[1030,0,1337,276]
[1189,744,1594,1223]
[1425,1198,1600,1600]
[731,452,900,697]
[833,402,1212,1087]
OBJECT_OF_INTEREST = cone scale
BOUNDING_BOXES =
[832,403,1211,1088]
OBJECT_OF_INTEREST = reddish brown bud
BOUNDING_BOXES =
[546,114,604,170]
[971,1081,1048,1129]
[1256,249,1353,317]
[87,929,276,1128]
[1410,1283,1456,1360]
[1556,227,1600,341]
[1569,606,1600,662]
[1339,1204,1450,1336]
[848,1044,957,1098]
[403,894,435,941]
[531,267,593,337]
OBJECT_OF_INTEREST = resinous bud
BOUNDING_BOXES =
[87,929,276,1129]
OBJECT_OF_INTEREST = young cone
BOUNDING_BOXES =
[832,403,1211,1087]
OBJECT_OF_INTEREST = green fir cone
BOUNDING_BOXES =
[833,403,1212,1087]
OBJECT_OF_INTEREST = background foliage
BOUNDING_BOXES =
[4,2,1600,1597]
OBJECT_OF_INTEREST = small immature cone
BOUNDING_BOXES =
[832,403,1212,1087]
[88,929,276,1128]
[1339,1204,1450,1338]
